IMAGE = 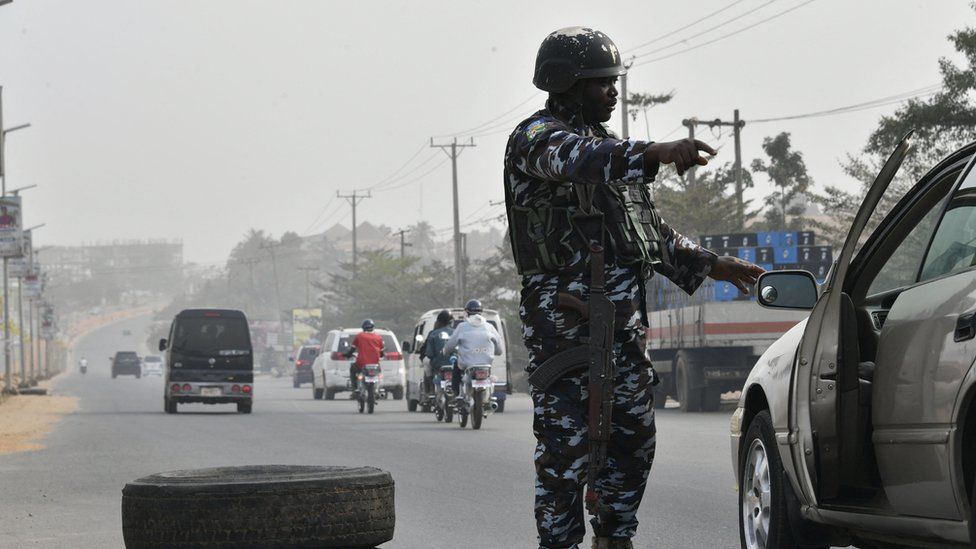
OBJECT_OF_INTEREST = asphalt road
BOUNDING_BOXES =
[0,314,744,548]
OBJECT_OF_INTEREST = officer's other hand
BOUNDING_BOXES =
[708,256,765,295]
[645,138,717,176]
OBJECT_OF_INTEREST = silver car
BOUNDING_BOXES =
[731,136,976,548]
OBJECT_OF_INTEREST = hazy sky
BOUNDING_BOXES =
[0,0,971,262]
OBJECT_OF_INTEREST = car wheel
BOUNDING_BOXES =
[407,399,418,412]
[237,402,252,414]
[325,388,335,400]
[313,388,323,400]
[970,473,975,548]
[391,387,403,400]
[293,378,300,389]
[676,353,702,412]
[495,399,505,413]
[739,410,796,549]
[112,371,117,379]
[164,399,176,414]
[121,465,395,549]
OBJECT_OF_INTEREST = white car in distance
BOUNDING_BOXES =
[141,355,163,376]
[311,328,405,400]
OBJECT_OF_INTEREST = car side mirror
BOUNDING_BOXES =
[401,340,411,353]
[158,338,167,352]
[757,270,819,310]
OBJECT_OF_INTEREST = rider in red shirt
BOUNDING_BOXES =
[347,319,384,392]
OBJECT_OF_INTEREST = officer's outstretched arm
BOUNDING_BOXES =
[515,122,653,186]
[653,217,718,295]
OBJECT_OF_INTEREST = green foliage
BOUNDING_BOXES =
[653,161,756,236]
[751,132,811,231]
[868,11,976,179]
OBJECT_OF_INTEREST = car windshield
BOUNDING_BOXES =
[172,317,250,354]
[337,333,398,354]
[298,347,319,361]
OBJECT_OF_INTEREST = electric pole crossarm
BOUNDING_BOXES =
[337,190,372,273]
[681,111,747,228]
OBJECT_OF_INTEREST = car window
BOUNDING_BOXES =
[919,168,976,282]
[337,333,398,353]
[867,192,950,295]
[173,317,250,353]
[324,333,335,351]
[298,347,319,361]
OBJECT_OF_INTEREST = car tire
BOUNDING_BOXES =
[112,371,117,379]
[739,410,796,549]
[121,465,395,549]
[392,387,403,400]
[293,378,300,389]
[325,388,335,400]
[313,388,324,400]
[970,473,975,548]
[495,399,505,414]
[237,402,252,414]
[407,399,418,412]
[676,353,702,412]
[164,399,176,414]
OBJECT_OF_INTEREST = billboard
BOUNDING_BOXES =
[0,196,23,258]
[292,308,321,349]
[8,229,31,278]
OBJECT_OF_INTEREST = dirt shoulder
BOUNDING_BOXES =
[0,378,78,454]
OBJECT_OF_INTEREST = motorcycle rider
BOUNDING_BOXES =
[443,300,503,406]
[420,309,454,395]
[345,319,385,395]
[79,357,88,373]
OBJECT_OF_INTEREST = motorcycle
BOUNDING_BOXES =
[353,362,384,414]
[433,363,455,423]
[456,363,497,430]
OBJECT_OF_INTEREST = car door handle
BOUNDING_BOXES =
[954,312,976,342]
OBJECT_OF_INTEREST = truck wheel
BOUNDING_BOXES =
[739,411,796,549]
[702,386,723,412]
[325,388,335,400]
[164,399,176,414]
[121,465,395,549]
[313,388,324,400]
[237,402,252,414]
[392,387,403,400]
[407,399,418,412]
[676,353,703,412]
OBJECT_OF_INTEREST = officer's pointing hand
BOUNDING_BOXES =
[645,138,717,176]
[709,256,765,295]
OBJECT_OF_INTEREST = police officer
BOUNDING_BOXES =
[505,27,763,549]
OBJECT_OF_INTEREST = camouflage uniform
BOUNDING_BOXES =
[505,98,716,548]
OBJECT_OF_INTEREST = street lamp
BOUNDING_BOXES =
[0,86,32,392]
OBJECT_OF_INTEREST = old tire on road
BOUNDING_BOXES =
[122,465,395,549]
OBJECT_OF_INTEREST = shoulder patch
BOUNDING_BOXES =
[525,119,548,141]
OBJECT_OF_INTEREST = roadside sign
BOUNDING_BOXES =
[0,196,23,258]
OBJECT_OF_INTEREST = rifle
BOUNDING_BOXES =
[526,243,616,523]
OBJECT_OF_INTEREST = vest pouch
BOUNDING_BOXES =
[597,184,665,267]
[509,205,585,275]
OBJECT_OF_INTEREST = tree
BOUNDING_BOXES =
[627,90,674,140]
[653,163,751,237]
[751,132,811,231]
[868,8,976,179]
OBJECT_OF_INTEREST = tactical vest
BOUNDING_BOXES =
[506,180,670,276]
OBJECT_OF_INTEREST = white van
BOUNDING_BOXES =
[402,308,511,413]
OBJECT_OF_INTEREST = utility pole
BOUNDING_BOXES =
[336,190,371,273]
[682,112,747,227]
[430,137,476,306]
[394,229,412,259]
[296,265,319,308]
[681,118,698,187]
[0,87,31,393]
[259,242,284,322]
[459,232,468,300]
[620,57,634,139]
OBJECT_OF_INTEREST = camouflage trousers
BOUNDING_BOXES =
[529,337,657,549]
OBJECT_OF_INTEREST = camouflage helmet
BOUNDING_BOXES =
[533,27,626,93]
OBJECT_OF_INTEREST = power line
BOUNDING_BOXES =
[433,91,543,139]
[371,157,449,192]
[634,0,819,67]
[750,84,941,123]
[369,152,444,192]
[625,0,752,54]
[363,141,429,191]
[631,0,779,60]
